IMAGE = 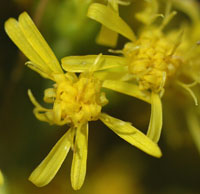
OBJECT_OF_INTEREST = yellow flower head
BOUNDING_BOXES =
[87,1,183,94]
[5,11,162,190]
[29,71,108,127]
[123,29,181,92]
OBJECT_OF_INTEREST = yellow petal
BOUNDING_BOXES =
[147,92,163,143]
[87,3,136,42]
[53,101,62,124]
[28,89,49,111]
[176,81,198,106]
[33,108,53,124]
[96,25,118,47]
[5,18,50,74]
[71,123,88,190]
[100,113,162,158]
[28,89,53,124]
[0,170,4,186]
[18,12,62,73]
[29,128,73,187]
[94,69,128,81]
[28,89,52,123]
[102,80,151,103]
[43,88,56,103]
[5,12,63,75]
[96,1,119,47]
[61,55,126,72]
[135,0,161,25]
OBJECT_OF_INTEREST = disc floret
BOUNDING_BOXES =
[44,73,108,126]
[123,30,181,93]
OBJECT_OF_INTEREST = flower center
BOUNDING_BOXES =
[123,30,182,93]
[45,73,108,126]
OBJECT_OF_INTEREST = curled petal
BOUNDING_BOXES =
[176,81,198,106]
[147,92,163,143]
[33,108,53,124]
[100,113,162,158]
[171,0,200,23]
[135,0,161,25]
[28,89,49,111]
[29,128,74,187]
[71,123,88,190]
[28,89,52,123]
[87,3,136,42]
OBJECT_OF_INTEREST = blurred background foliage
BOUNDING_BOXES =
[0,0,200,194]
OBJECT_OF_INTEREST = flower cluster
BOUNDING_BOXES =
[4,0,200,191]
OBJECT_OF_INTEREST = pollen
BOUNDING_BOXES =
[123,30,182,93]
[45,73,108,126]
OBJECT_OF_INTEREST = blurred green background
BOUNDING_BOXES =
[0,0,200,194]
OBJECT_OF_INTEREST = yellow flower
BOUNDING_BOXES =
[5,12,161,190]
[62,0,200,145]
